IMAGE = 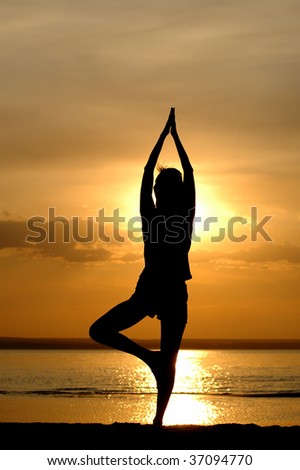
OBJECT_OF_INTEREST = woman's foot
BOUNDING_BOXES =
[153,416,163,427]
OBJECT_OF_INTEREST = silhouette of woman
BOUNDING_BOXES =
[89,108,195,426]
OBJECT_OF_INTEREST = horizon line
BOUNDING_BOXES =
[1,337,300,350]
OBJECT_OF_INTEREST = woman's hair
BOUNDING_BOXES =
[154,166,183,210]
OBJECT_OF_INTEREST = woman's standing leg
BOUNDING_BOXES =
[152,301,187,426]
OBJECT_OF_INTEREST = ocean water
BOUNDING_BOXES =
[0,349,299,426]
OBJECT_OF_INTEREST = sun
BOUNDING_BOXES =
[116,169,236,249]
[193,180,235,247]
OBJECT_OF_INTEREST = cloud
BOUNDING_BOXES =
[0,220,28,247]
[0,220,112,263]
[0,216,145,263]
[1,219,300,267]
[192,242,300,266]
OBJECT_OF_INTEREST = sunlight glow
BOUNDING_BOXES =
[194,182,235,247]
[162,351,218,425]
[126,350,222,426]
[175,350,209,393]
[163,395,218,425]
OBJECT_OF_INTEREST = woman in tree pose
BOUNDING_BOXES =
[89,108,195,426]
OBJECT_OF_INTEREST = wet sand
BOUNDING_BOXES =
[1,422,299,450]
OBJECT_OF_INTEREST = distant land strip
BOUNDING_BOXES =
[1,337,300,350]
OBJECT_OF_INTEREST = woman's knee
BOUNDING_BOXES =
[89,321,99,342]
[89,317,111,343]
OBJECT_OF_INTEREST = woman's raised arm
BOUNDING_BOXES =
[140,109,173,215]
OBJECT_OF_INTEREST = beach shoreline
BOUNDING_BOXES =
[1,422,300,450]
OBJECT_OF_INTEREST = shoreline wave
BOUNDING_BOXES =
[1,388,300,398]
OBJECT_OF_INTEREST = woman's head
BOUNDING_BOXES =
[154,167,183,210]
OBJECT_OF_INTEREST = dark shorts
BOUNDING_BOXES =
[129,274,188,323]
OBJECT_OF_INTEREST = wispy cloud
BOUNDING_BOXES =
[0,220,112,263]
[1,220,299,266]
[192,242,300,266]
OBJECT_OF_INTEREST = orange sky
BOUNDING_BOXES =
[0,0,300,339]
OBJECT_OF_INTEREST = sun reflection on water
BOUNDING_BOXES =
[175,350,211,393]
[130,349,221,425]
[163,350,218,425]
[164,395,218,425]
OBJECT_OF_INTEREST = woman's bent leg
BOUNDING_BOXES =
[89,299,155,366]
